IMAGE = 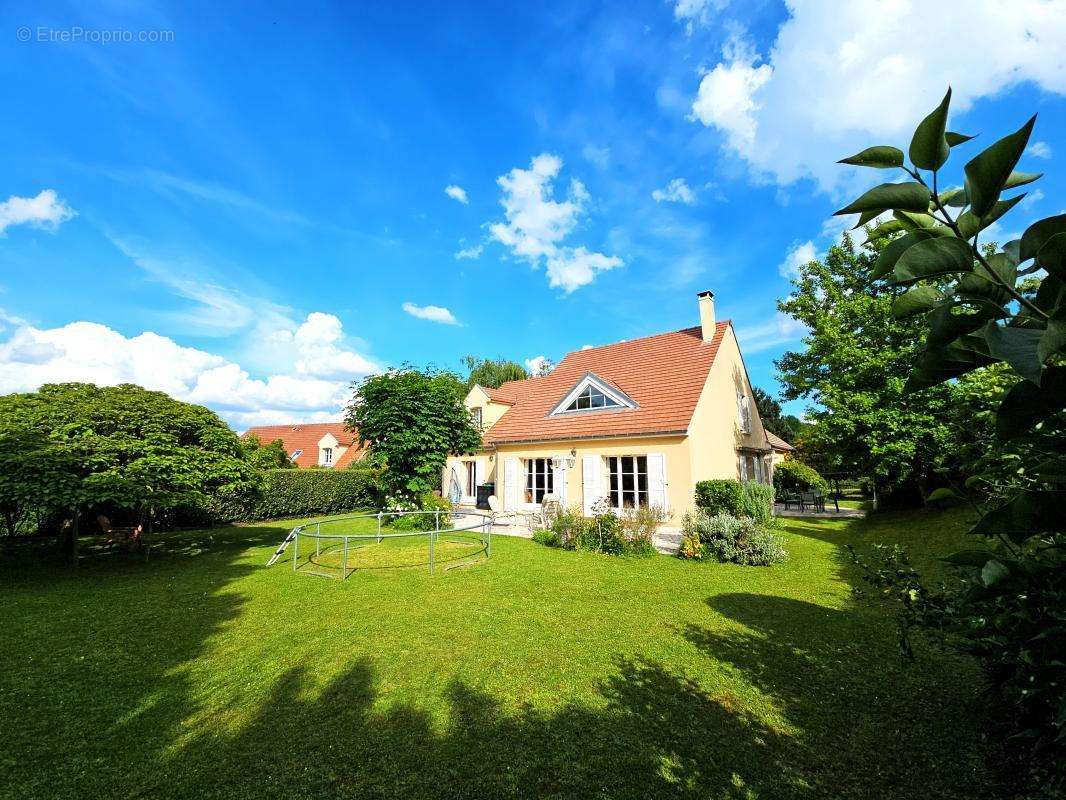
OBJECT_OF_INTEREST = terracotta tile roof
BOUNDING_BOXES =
[765,430,794,451]
[484,322,729,445]
[332,442,368,469]
[242,422,359,468]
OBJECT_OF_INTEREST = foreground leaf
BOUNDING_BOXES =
[839,146,905,169]
[972,490,1066,542]
[892,286,943,318]
[956,194,1026,240]
[892,236,974,284]
[871,229,941,279]
[905,335,995,392]
[997,365,1066,440]
[834,182,931,217]
[956,252,1017,307]
[983,322,1045,384]
[1036,231,1066,280]
[963,115,1036,218]
[1020,213,1066,262]
[945,131,975,147]
[909,88,952,170]
[926,301,1001,348]
[866,219,905,242]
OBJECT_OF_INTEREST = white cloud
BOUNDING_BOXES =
[736,312,808,354]
[455,243,484,260]
[545,246,623,293]
[689,3,1066,193]
[402,302,459,325]
[673,0,727,34]
[652,178,697,205]
[0,190,76,235]
[1027,141,1052,159]
[444,184,469,204]
[0,312,379,428]
[488,153,622,292]
[779,240,819,279]
[524,355,553,376]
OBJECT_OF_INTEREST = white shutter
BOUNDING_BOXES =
[647,453,667,513]
[553,462,567,507]
[582,455,601,516]
[738,455,748,481]
[504,458,520,511]
[474,459,483,489]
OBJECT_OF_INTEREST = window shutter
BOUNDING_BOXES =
[474,459,483,490]
[647,453,667,513]
[504,458,519,510]
[739,455,748,481]
[553,461,567,507]
[582,456,601,515]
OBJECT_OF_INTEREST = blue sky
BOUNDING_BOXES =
[1,0,1064,428]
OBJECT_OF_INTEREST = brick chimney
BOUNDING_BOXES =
[698,290,716,341]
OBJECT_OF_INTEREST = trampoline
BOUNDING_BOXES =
[267,510,493,579]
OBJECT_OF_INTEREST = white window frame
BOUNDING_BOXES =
[322,447,333,466]
[549,372,637,417]
[737,393,751,433]
[606,455,650,511]
[471,407,483,429]
[290,449,303,462]
[523,458,555,506]
[462,459,477,499]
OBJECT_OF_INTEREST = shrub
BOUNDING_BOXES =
[694,479,745,517]
[531,528,561,547]
[772,460,827,496]
[678,532,704,560]
[550,506,588,549]
[388,493,452,531]
[575,512,628,555]
[741,480,775,525]
[683,511,787,566]
[621,504,665,557]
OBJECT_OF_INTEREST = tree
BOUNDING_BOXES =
[751,387,800,442]
[0,383,260,557]
[835,88,1065,780]
[462,356,529,389]
[776,234,976,504]
[346,367,482,498]
[243,434,296,469]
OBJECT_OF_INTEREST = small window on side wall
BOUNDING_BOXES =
[737,393,751,433]
[472,407,483,429]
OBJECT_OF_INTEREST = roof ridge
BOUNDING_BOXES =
[566,320,730,355]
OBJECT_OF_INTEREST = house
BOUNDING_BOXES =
[242,422,365,468]
[443,291,774,520]
[766,430,795,465]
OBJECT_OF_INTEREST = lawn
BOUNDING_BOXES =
[0,508,996,799]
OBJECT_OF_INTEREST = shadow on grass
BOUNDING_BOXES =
[143,656,810,800]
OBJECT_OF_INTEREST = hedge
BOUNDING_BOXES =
[694,479,745,517]
[169,467,384,526]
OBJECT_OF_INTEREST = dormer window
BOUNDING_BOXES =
[549,372,637,417]
[566,385,621,411]
[322,447,333,466]
[472,407,483,429]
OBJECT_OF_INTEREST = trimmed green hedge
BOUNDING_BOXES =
[170,467,384,526]
[694,479,745,517]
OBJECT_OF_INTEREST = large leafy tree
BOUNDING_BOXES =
[836,89,1065,776]
[751,387,800,443]
[0,383,259,556]
[776,235,974,503]
[347,367,481,497]
[242,434,297,470]
[462,356,529,389]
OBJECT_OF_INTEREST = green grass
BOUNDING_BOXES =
[0,508,996,799]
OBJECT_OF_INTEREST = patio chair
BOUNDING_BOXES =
[98,514,148,556]
[800,492,826,512]
[486,495,519,530]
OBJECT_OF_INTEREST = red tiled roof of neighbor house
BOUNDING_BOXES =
[242,422,361,468]
[765,430,794,451]
[484,322,730,445]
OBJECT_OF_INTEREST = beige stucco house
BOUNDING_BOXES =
[444,291,775,522]
[242,422,365,468]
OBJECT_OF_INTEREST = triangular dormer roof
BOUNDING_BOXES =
[548,371,638,416]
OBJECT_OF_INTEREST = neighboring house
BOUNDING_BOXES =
[766,430,795,465]
[444,291,774,520]
[242,422,365,468]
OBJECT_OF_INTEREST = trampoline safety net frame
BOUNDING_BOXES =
[271,509,493,580]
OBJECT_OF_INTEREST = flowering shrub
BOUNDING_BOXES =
[682,511,786,566]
